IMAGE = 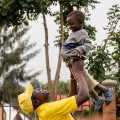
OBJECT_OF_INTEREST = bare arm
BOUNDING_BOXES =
[69,72,77,97]
[71,60,90,106]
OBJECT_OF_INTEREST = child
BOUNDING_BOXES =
[60,10,113,111]
[18,60,90,120]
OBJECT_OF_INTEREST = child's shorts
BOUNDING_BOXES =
[82,69,99,92]
[65,60,99,92]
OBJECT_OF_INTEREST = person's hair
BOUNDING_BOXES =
[67,10,85,23]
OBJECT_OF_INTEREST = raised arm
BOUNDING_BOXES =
[71,60,90,106]
[69,72,77,97]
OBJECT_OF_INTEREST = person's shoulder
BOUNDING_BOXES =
[73,29,88,34]
[79,29,88,35]
[74,29,88,38]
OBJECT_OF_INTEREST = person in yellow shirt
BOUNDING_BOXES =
[18,59,90,120]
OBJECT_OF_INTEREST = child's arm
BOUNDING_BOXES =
[75,30,92,56]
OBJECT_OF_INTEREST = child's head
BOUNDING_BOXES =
[66,10,85,32]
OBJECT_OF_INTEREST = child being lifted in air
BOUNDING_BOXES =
[60,10,113,111]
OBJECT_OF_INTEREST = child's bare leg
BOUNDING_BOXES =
[95,84,113,105]
[82,69,105,111]
[94,84,107,93]
[90,89,99,100]
[82,69,113,108]
[90,89,104,111]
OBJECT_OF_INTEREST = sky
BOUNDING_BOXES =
[25,0,120,84]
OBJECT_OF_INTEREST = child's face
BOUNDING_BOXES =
[66,15,83,32]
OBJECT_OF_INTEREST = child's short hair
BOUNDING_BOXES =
[67,10,85,22]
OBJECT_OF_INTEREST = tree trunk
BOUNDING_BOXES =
[53,3,64,100]
[42,13,52,99]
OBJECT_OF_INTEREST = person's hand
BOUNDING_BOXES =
[71,49,81,58]
[66,59,73,68]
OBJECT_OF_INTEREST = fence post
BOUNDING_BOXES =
[102,79,117,120]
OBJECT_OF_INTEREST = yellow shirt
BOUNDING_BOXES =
[36,96,78,120]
